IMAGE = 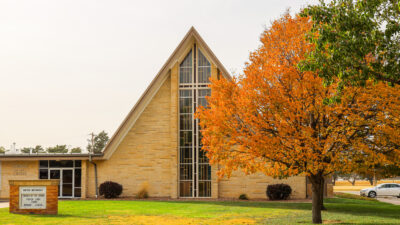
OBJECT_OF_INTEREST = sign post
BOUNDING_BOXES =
[9,180,59,215]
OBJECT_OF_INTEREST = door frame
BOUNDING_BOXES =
[49,168,75,198]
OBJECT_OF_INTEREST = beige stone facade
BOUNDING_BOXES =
[0,161,38,198]
[0,27,332,200]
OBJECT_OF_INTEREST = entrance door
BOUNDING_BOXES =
[62,169,73,197]
[49,169,74,198]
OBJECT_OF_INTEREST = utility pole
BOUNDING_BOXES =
[88,132,99,198]
[89,132,95,154]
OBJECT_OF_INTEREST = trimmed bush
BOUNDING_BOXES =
[136,182,149,199]
[99,181,123,199]
[266,184,292,200]
[239,194,249,200]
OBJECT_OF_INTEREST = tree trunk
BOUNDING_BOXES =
[367,177,373,186]
[309,174,324,224]
[320,177,326,210]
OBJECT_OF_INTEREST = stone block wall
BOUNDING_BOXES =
[218,171,307,199]
[87,76,174,198]
[0,161,38,198]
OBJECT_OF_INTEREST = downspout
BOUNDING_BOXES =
[89,154,99,198]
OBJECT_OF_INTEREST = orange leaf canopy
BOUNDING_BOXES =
[197,13,400,179]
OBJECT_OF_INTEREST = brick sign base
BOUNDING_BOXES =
[9,180,59,215]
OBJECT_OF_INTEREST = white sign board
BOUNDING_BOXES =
[19,186,46,209]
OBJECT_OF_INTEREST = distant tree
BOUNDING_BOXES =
[47,145,68,153]
[87,131,109,154]
[34,145,45,153]
[332,172,339,186]
[341,173,359,186]
[21,145,46,154]
[70,147,82,153]
[21,147,32,154]
[0,146,5,154]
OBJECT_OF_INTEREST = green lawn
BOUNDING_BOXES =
[0,197,399,225]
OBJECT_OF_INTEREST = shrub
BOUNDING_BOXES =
[136,182,149,199]
[239,194,249,200]
[99,181,123,199]
[266,183,292,200]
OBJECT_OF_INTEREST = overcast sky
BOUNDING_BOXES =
[0,0,319,150]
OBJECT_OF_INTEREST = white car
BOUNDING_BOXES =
[360,183,400,198]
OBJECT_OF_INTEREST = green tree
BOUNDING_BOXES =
[34,145,45,153]
[70,147,82,153]
[21,147,32,154]
[47,145,68,153]
[0,146,6,154]
[87,131,109,154]
[21,145,46,153]
[301,0,400,87]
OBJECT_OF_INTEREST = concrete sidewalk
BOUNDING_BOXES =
[0,202,8,208]
[337,191,400,205]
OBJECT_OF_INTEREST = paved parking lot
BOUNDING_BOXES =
[337,191,400,205]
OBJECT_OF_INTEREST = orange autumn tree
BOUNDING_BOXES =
[197,14,400,224]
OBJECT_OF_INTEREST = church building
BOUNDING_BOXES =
[0,28,329,199]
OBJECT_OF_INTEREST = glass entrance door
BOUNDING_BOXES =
[62,169,73,197]
[49,169,74,198]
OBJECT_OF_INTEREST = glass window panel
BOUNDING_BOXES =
[198,97,207,108]
[198,67,211,83]
[180,68,192,83]
[180,115,192,130]
[39,160,48,168]
[198,149,209,163]
[75,160,81,168]
[62,170,73,183]
[198,89,211,97]
[198,89,211,107]
[180,50,192,67]
[75,169,82,187]
[179,181,192,197]
[62,184,73,197]
[179,90,192,97]
[74,188,81,197]
[180,131,192,147]
[179,98,192,113]
[39,169,48,179]
[199,164,211,180]
[198,181,211,197]
[49,170,60,179]
[198,50,211,83]
[179,164,192,180]
[180,148,192,164]
[198,49,211,67]
[49,160,73,168]
[179,50,192,84]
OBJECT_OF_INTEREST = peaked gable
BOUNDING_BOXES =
[102,27,231,159]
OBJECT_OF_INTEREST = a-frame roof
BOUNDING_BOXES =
[101,27,231,159]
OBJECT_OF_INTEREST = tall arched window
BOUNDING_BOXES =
[178,45,212,197]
